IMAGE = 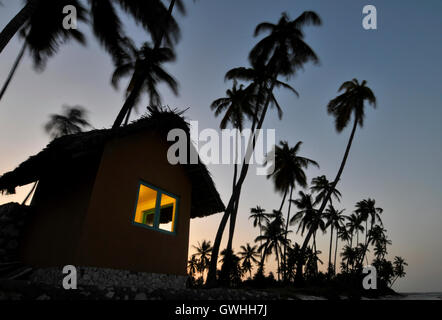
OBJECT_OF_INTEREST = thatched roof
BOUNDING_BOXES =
[0,109,225,218]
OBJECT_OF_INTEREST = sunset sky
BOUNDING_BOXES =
[1,0,441,292]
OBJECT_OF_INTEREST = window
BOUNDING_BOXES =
[133,181,179,234]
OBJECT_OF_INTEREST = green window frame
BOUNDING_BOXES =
[132,180,180,235]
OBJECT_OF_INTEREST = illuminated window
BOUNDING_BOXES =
[133,182,179,234]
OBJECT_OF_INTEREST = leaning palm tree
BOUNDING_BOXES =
[0,1,87,103]
[0,0,183,58]
[111,41,178,128]
[238,243,260,278]
[313,79,377,220]
[206,12,321,286]
[266,140,318,279]
[0,0,184,103]
[211,81,256,254]
[44,105,91,139]
[390,256,408,288]
[192,240,212,280]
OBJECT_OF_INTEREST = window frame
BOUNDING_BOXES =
[132,180,180,235]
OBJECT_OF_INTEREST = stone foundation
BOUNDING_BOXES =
[30,266,188,290]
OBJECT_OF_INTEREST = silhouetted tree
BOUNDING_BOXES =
[290,191,325,278]
[296,78,377,282]
[111,41,178,127]
[0,1,86,103]
[192,240,212,281]
[211,81,256,255]
[238,243,260,278]
[0,0,182,58]
[324,205,346,276]
[207,12,321,285]
[266,141,318,280]
[44,105,91,139]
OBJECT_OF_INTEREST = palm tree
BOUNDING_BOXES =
[249,206,270,257]
[0,0,183,103]
[238,243,260,278]
[310,175,341,206]
[211,81,256,254]
[187,255,198,278]
[255,217,289,281]
[266,141,318,279]
[313,79,377,226]
[290,191,325,277]
[390,256,408,288]
[44,106,91,139]
[346,213,364,247]
[219,248,243,286]
[340,245,357,272]
[355,198,383,265]
[206,12,321,286]
[192,240,212,280]
[225,62,300,126]
[324,205,346,276]
[369,225,391,261]
[0,1,87,103]
[111,41,178,128]
[23,105,91,206]
[0,0,182,57]
[336,226,351,271]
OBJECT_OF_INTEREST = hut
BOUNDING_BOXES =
[0,110,224,286]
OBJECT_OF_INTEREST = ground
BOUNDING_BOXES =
[0,280,406,300]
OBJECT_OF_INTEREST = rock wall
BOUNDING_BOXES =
[30,266,188,291]
[0,203,31,263]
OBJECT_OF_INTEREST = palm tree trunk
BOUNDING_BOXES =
[313,232,318,276]
[275,245,280,281]
[296,117,359,281]
[294,227,314,283]
[0,0,40,55]
[328,224,333,278]
[226,196,239,253]
[358,221,373,268]
[225,129,241,253]
[153,0,176,49]
[317,116,359,215]
[112,79,142,128]
[334,230,339,275]
[282,185,293,281]
[0,39,27,102]
[278,188,288,213]
[21,181,37,205]
[206,81,276,286]
[123,107,132,126]
[113,0,177,127]
[232,129,239,190]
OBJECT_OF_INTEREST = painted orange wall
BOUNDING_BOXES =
[74,131,192,275]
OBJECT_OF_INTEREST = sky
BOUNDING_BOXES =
[0,0,441,292]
